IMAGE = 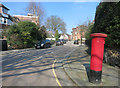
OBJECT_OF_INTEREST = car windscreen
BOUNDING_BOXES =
[42,40,50,43]
[56,40,60,42]
[41,40,46,43]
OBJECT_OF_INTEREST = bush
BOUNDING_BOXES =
[7,21,44,49]
[85,23,94,40]
[39,26,48,40]
[50,40,55,45]
[55,30,60,41]
[77,39,80,41]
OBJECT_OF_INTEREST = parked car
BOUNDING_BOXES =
[56,40,61,46]
[74,40,79,44]
[61,39,66,44]
[50,40,55,45]
[60,39,64,45]
[35,40,51,49]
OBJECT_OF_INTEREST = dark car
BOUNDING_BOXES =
[74,40,79,44]
[56,40,61,46]
[35,40,51,49]
[59,39,64,45]
[61,39,66,44]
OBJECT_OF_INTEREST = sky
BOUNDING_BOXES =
[1,2,100,35]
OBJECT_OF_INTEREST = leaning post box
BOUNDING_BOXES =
[89,33,107,84]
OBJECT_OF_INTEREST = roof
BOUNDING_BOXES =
[72,28,76,30]
[0,4,9,10]
[13,15,38,18]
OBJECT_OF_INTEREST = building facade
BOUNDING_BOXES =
[68,34,72,41]
[0,4,13,31]
[59,33,69,40]
[0,4,19,39]
[72,26,86,41]
[13,13,39,26]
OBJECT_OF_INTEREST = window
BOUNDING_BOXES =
[8,19,10,25]
[5,9,8,13]
[2,8,8,14]
[0,18,2,23]
[8,19,13,25]
[75,32,77,35]
[2,8,4,13]
[76,36,77,40]
[4,18,6,23]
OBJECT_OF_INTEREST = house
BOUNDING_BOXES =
[59,33,72,41]
[67,34,72,41]
[0,3,19,39]
[72,26,86,41]
[13,13,39,26]
[72,27,81,40]
[59,33,69,40]
[0,4,15,32]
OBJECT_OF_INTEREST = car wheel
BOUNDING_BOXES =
[49,45,51,48]
[44,45,46,48]
[35,46,38,49]
[46,44,49,48]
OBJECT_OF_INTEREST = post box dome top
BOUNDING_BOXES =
[90,33,107,38]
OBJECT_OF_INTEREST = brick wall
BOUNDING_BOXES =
[14,15,39,26]
[72,27,86,41]
[0,7,2,13]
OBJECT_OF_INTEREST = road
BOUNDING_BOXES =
[1,41,79,86]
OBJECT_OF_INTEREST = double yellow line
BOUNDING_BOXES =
[52,60,62,88]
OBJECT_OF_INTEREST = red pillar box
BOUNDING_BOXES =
[89,33,107,84]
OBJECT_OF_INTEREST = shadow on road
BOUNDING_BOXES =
[2,48,56,78]
[2,46,81,80]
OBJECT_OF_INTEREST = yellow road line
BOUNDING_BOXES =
[52,60,62,88]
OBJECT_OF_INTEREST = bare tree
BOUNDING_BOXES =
[45,15,66,34]
[78,25,87,45]
[78,18,93,45]
[26,2,45,27]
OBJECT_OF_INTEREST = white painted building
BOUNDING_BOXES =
[0,4,14,31]
[59,34,69,40]
[46,38,55,40]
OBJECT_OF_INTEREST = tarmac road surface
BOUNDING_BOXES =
[1,41,79,86]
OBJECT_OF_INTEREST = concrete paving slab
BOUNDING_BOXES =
[62,45,120,87]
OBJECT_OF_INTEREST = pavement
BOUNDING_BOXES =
[62,45,120,87]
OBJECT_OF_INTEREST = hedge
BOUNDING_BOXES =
[92,2,120,49]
